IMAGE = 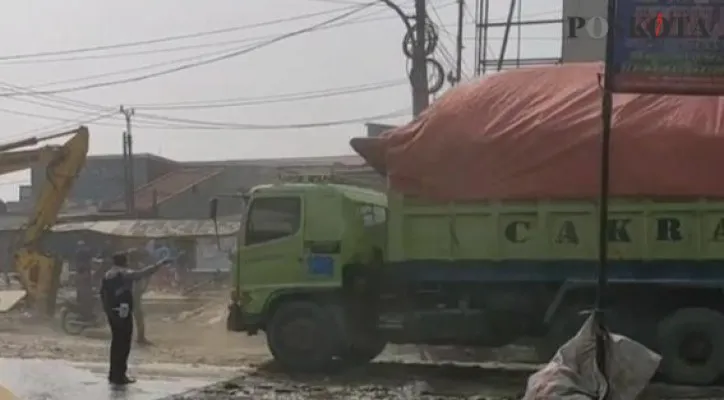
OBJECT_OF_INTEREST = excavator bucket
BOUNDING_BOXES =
[12,126,89,316]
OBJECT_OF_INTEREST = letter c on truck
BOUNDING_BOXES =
[505,221,531,243]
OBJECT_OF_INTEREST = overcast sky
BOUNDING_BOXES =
[0,0,561,200]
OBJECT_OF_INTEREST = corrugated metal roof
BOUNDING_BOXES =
[185,154,365,167]
[86,153,177,163]
[52,219,240,237]
[105,167,225,211]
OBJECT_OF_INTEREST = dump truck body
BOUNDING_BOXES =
[219,183,724,384]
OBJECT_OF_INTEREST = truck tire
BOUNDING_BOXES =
[266,301,343,372]
[656,308,724,385]
[60,307,86,336]
[340,338,387,366]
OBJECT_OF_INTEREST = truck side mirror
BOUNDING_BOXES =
[209,198,219,220]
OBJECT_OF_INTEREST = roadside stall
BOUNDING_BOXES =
[51,219,240,292]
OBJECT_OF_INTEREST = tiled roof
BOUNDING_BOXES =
[104,167,224,211]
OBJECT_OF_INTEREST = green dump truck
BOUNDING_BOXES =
[211,183,724,385]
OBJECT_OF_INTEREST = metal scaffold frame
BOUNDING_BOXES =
[473,0,562,75]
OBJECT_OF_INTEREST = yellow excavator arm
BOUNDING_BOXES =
[10,127,89,315]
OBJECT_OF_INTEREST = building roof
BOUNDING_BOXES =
[184,154,365,168]
[86,153,177,164]
[53,218,239,237]
[104,167,225,211]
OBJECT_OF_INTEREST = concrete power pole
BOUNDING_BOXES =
[412,0,430,116]
[120,105,136,215]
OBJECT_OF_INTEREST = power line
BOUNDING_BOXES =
[0,3,377,98]
[133,108,410,130]
[428,1,469,76]
[30,7,394,88]
[32,43,261,88]
[0,81,110,113]
[0,6,364,62]
[133,79,407,110]
[5,111,117,139]
[0,7,397,65]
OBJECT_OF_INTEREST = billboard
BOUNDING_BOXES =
[610,0,724,95]
[562,0,609,62]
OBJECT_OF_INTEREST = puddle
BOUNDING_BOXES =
[0,358,215,400]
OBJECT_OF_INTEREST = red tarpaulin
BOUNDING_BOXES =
[351,62,724,202]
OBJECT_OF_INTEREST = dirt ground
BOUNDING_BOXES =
[2,293,722,399]
[0,292,537,399]
[0,294,270,367]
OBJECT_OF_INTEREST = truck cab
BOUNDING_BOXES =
[213,182,387,371]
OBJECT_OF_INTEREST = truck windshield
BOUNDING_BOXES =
[246,197,301,245]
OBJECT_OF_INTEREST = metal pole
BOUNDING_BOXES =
[596,0,618,391]
[120,106,136,215]
[413,0,430,115]
[481,0,489,74]
[497,0,516,71]
[122,131,130,214]
[454,0,465,84]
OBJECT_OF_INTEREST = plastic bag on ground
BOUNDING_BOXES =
[523,314,661,400]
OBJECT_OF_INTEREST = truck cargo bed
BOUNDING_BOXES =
[385,195,724,284]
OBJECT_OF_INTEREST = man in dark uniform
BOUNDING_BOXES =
[100,251,169,385]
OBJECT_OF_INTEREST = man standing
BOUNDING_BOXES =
[100,251,169,385]
[75,240,94,321]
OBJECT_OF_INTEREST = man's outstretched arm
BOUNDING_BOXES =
[124,258,170,282]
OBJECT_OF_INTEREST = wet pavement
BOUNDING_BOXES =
[0,358,233,400]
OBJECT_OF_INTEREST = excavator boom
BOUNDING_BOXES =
[11,126,89,315]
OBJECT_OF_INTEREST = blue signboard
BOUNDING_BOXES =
[611,0,724,95]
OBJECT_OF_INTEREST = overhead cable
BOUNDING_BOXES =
[132,108,410,130]
[0,10,393,65]
[133,79,408,110]
[0,6,363,61]
[0,3,377,97]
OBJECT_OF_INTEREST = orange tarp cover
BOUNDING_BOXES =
[350,62,724,202]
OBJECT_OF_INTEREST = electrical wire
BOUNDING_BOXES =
[133,79,408,110]
[0,81,110,113]
[0,6,364,61]
[0,3,377,97]
[132,108,410,130]
[33,5,390,88]
[428,1,469,75]
[0,7,397,65]
[5,110,117,139]
[32,42,266,88]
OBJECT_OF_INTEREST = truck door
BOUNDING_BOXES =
[239,194,305,287]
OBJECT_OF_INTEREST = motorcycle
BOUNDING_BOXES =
[59,298,102,336]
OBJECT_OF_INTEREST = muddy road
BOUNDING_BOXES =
[3,293,723,399]
[0,293,539,399]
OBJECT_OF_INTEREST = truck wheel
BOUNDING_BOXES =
[341,338,387,366]
[266,301,343,372]
[60,307,85,336]
[657,308,724,385]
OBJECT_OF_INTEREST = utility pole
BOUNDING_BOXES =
[412,0,430,116]
[453,0,465,85]
[120,105,135,215]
